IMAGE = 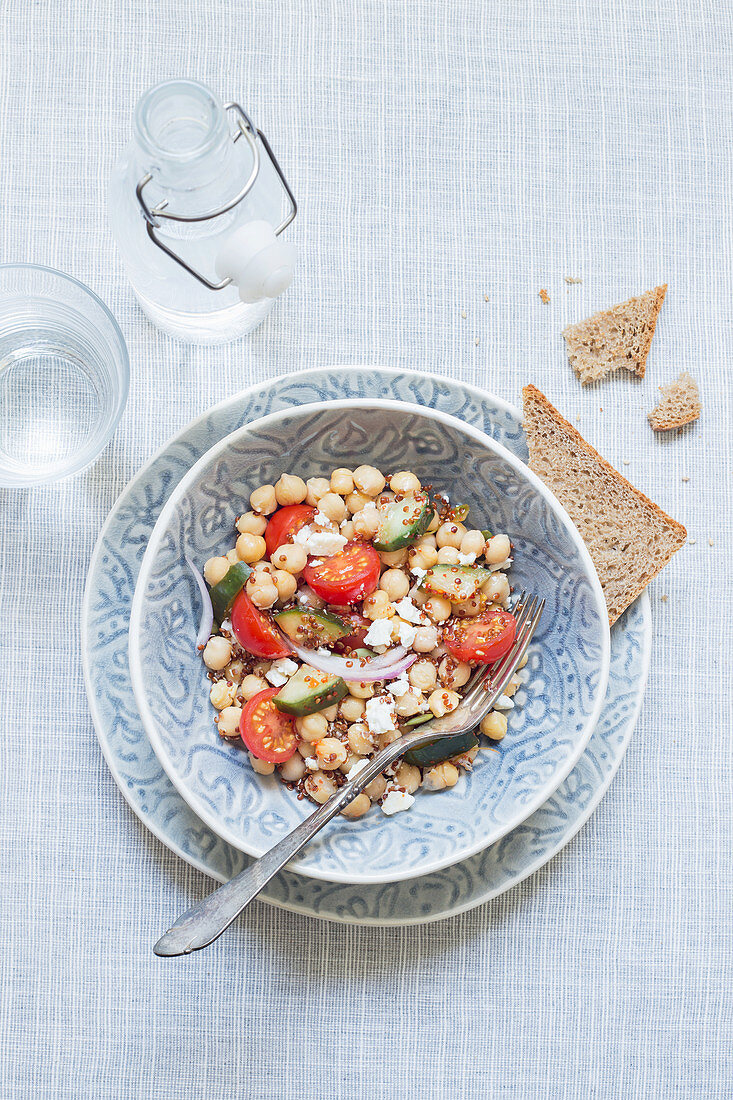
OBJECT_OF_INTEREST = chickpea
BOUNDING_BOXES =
[460,530,486,558]
[271,543,307,575]
[225,659,245,683]
[436,521,467,549]
[378,728,403,749]
[502,675,520,698]
[298,742,314,759]
[394,691,424,717]
[422,762,459,791]
[348,681,375,700]
[438,657,471,689]
[273,569,298,602]
[275,473,307,506]
[427,688,461,718]
[236,511,268,536]
[246,578,278,609]
[352,507,379,539]
[376,491,395,507]
[296,712,329,742]
[315,737,348,770]
[253,560,276,576]
[416,534,437,550]
[339,751,361,774]
[203,556,230,586]
[252,661,272,678]
[389,471,421,494]
[217,705,242,737]
[240,674,268,700]
[427,512,441,533]
[305,477,331,506]
[345,490,372,514]
[203,636,231,670]
[364,774,388,801]
[304,772,338,804]
[480,711,507,740]
[483,573,510,603]
[330,468,354,495]
[316,492,347,523]
[250,484,277,515]
[347,722,375,755]
[413,625,439,653]
[409,545,439,571]
[279,754,307,782]
[236,532,266,564]
[210,680,236,709]
[341,521,355,540]
[379,547,408,567]
[248,752,275,775]
[423,595,452,623]
[379,568,410,601]
[353,465,386,496]
[340,695,366,723]
[321,704,339,721]
[409,659,437,691]
[517,650,529,671]
[341,793,372,818]
[226,549,240,565]
[436,546,461,565]
[453,594,483,618]
[363,590,394,620]
[394,762,421,794]
[486,533,511,564]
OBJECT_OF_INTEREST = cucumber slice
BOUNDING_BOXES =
[481,529,493,541]
[451,503,470,522]
[209,561,251,622]
[274,607,349,647]
[373,492,434,552]
[273,664,348,716]
[405,730,478,767]
[352,647,376,659]
[421,564,492,601]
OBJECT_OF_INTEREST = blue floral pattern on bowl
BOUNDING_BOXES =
[83,366,649,922]
[128,395,609,883]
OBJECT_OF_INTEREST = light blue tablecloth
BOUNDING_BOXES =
[1,2,731,1097]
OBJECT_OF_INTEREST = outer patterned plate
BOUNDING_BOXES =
[82,366,651,923]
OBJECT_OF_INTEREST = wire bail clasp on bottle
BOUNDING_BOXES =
[134,103,297,293]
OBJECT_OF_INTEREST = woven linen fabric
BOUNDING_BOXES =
[1,1,731,1097]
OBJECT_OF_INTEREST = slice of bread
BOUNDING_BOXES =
[522,384,686,624]
[648,371,701,431]
[562,285,667,384]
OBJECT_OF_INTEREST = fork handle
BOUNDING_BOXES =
[153,737,413,956]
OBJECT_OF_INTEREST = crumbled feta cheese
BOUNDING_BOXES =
[386,674,410,697]
[397,621,417,647]
[346,758,370,779]
[360,501,378,515]
[265,657,299,687]
[313,509,333,528]
[364,618,394,647]
[489,557,513,573]
[309,559,324,566]
[316,647,332,657]
[303,530,347,557]
[493,694,515,710]
[392,597,425,624]
[365,695,397,735]
[304,757,319,770]
[457,552,476,565]
[293,525,313,545]
[409,565,427,581]
[380,788,415,815]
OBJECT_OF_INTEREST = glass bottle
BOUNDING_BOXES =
[108,80,297,343]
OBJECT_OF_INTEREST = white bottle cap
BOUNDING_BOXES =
[215,221,297,304]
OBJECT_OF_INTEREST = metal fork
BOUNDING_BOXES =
[154,592,544,956]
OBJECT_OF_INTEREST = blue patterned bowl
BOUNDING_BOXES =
[129,399,610,884]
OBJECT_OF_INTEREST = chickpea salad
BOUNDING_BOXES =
[193,465,527,820]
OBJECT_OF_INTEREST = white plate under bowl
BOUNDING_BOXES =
[129,396,610,884]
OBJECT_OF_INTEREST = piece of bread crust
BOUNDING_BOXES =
[522,384,686,625]
[648,371,701,431]
[562,285,667,384]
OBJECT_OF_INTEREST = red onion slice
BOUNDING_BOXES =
[283,637,417,682]
[186,556,214,648]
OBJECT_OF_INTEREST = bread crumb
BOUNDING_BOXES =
[474,336,479,346]
[460,310,467,319]
[483,292,489,302]
[681,476,689,482]
[539,289,550,304]
[689,538,696,545]
[709,538,714,547]
[564,276,582,284]
[622,459,630,465]
[660,595,668,603]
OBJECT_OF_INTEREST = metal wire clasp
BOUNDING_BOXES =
[134,103,297,291]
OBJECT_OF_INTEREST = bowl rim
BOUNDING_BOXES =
[129,396,611,884]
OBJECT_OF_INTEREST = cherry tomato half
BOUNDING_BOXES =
[240,687,297,763]
[264,504,315,557]
[231,589,291,659]
[303,541,381,605]
[443,610,517,664]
